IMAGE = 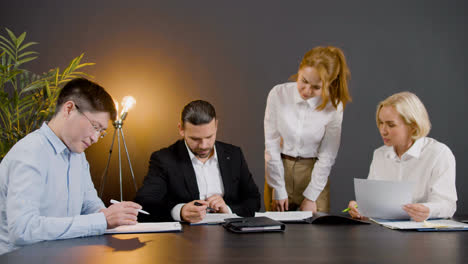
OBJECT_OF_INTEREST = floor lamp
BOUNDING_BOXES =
[99,96,138,201]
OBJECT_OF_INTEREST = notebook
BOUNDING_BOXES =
[371,218,468,231]
[223,216,285,233]
[105,222,182,234]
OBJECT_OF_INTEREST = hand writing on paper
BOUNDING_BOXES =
[206,194,229,213]
[346,200,368,220]
[100,201,141,229]
[403,203,430,222]
[299,198,317,212]
[272,198,289,212]
[181,200,208,223]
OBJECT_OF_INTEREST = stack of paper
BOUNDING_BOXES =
[371,219,468,231]
[105,222,182,234]
[191,213,241,225]
[354,178,415,219]
[255,211,312,222]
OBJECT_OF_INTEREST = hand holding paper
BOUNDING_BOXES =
[403,203,430,222]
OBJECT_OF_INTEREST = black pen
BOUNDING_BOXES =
[194,201,216,212]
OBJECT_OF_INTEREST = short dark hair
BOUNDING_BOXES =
[181,100,216,127]
[55,78,117,120]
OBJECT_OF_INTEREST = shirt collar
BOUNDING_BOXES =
[384,137,425,160]
[184,140,218,164]
[40,122,68,155]
[404,137,424,159]
[293,82,321,108]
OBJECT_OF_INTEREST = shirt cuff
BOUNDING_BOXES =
[421,203,436,219]
[225,205,233,214]
[302,185,321,202]
[89,212,108,235]
[171,203,185,222]
[273,188,288,201]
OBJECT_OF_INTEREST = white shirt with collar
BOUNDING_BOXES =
[264,82,343,201]
[368,137,457,219]
[171,142,232,221]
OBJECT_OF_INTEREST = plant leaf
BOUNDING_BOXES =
[44,81,51,98]
[0,35,15,52]
[21,80,45,93]
[15,56,37,67]
[0,42,15,59]
[74,62,95,70]
[18,41,38,52]
[5,28,17,45]
[16,32,26,49]
[18,51,38,59]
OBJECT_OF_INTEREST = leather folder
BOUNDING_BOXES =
[223,216,286,233]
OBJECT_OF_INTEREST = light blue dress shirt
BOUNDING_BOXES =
[0,123,107,255]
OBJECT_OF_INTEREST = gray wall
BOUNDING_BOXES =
[1,0,467,214]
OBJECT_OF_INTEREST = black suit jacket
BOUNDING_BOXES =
[135,140,261,222]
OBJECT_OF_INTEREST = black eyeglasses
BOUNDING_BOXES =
[75,104,107,139]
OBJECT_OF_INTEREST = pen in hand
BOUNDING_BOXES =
[194,201,216,213]
[342,204,358,213]
[110,199,150,215]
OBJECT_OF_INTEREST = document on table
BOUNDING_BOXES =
[354,178,414,219]
[371,218,468,231]
[105,222,182,234]
[190,213,241,225]
[255,211,313,222]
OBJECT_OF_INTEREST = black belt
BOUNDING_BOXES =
[281,153,317,162]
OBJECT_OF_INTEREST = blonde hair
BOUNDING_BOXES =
[293,46,351,111]
[376,92,431,140]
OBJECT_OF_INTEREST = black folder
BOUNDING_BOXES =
[223,216,286,233]
[303,212,370,225]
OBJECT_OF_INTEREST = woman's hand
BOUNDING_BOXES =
[272,199,289,211]
[347,200,363,219]
[299,198,317,212]
[403,203,430,222]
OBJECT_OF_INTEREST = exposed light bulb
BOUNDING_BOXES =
[120,96,136,121]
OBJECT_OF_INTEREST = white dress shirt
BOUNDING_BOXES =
[171,142,232,221]
[368,137,457,219]
[264,82,343,201]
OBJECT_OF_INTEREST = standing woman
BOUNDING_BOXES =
[264,46,351,212]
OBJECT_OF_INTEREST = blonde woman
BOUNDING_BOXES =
[348,92,457,221]
[264,46,351,212]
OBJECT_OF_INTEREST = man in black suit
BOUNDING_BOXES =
[135,100,260,223]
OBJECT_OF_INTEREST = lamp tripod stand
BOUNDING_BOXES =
[99,112,138,201]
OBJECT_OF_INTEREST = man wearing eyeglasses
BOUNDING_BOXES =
[0,78,142,255]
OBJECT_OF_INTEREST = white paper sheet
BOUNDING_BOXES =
[255,211,312,222]
[354,178,414,219]
[190,213,240,225]
[371,219,468,230]
[105,222,182,234]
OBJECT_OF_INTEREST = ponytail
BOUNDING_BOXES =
[297,46,352,111]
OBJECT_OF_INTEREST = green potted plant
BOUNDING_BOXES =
[0,28,95,159]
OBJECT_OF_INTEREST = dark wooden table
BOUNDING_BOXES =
[1,222,467,264]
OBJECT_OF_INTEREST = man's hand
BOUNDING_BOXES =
[272,198,288,212]
[181,200,208,223]
[403,203,430,222]
[100,201,141,229]
[206,194,229,213]
[299,198,317,212]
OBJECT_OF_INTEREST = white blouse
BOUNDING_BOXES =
[264,82,343,201]
[368,137,457,218]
